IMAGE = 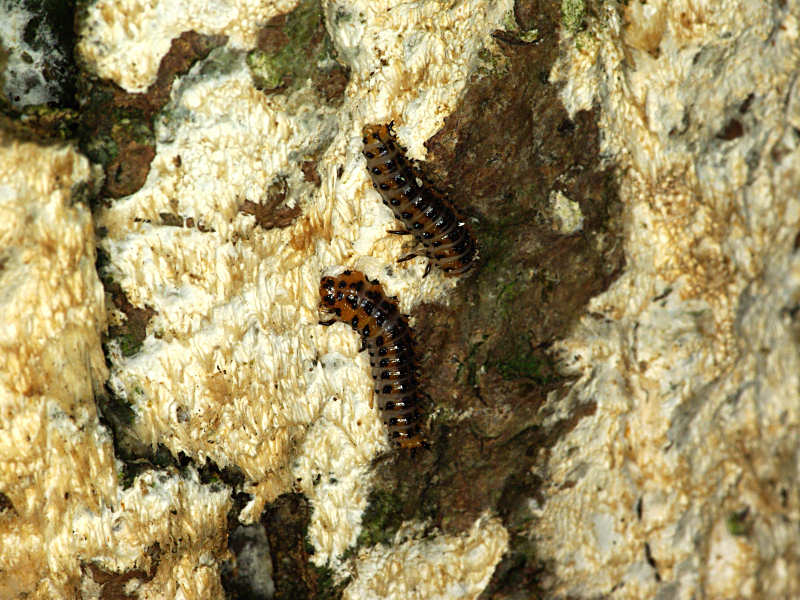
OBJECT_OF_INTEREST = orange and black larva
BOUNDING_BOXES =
[362,123,477,277]
[319,270,426,449]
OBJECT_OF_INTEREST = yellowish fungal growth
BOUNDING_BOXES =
[0,135,231,597]
[536,0,800,596]
[76,0,513,586]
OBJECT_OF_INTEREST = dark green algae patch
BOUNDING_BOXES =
[0,0,79,141]
[247,0,350,101]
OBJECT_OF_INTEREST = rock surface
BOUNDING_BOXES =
[1,0,799,598]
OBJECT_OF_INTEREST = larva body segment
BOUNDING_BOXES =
[319,270,425,449]
[361,123,477,276]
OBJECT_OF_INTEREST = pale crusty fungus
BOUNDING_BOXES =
[78,0,513,589]
[342,513,509,600]
[535,1,800,596]
[0,135,231,597]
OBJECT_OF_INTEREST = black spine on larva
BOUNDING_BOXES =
[362,124,477,276]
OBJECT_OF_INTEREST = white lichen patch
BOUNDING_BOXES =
[549,189,583,234]
[0,136,230,598]
[342,513,509,600]
[0,1,68,107]
[76,0,299,92]
[537,1,800,597]
[87,0,512,580]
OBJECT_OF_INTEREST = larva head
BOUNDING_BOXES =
[361,123,393,145]
[319,270,374,326]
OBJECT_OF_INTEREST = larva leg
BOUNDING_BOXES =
[397,253,418,263]
[423,262,432,278]
[387,229,411,236]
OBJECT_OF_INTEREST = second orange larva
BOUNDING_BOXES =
[362,123,477,277]
[319,270,426,449]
